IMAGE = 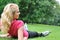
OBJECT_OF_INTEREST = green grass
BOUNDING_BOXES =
[0,24,60,40]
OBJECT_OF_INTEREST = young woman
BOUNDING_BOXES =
[0,3,28,40]
[0,3,50,40]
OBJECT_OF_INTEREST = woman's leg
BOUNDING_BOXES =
[27,31,50,38]
[27,31,42,38]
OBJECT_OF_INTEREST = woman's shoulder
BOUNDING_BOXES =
[11,20,24,28]
[12,20,24,25]
[16,20,24,24]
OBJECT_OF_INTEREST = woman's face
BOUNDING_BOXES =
[13,6,20,19]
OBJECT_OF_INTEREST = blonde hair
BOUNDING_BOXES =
[1,3,19,34]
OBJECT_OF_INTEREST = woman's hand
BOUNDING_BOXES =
[0,33,11,38]
[0,33,9,37]
[23,37,28,40]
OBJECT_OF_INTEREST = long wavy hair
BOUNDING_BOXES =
[1,3,19,34]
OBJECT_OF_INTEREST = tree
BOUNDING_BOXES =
[0,0,19,17]
[0,0,60,25]
[18,0,58,24]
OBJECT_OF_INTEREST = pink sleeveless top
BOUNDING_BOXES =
[8,19,28,38]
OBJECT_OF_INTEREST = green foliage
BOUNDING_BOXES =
[0,0,19,16]
[0,0,60,25]
[18,0,58,25]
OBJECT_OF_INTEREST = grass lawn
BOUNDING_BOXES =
[0,24,60,40]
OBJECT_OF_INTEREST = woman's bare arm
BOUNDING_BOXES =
[18,26,24,40]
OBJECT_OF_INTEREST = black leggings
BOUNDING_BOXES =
[27,31,43,38]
